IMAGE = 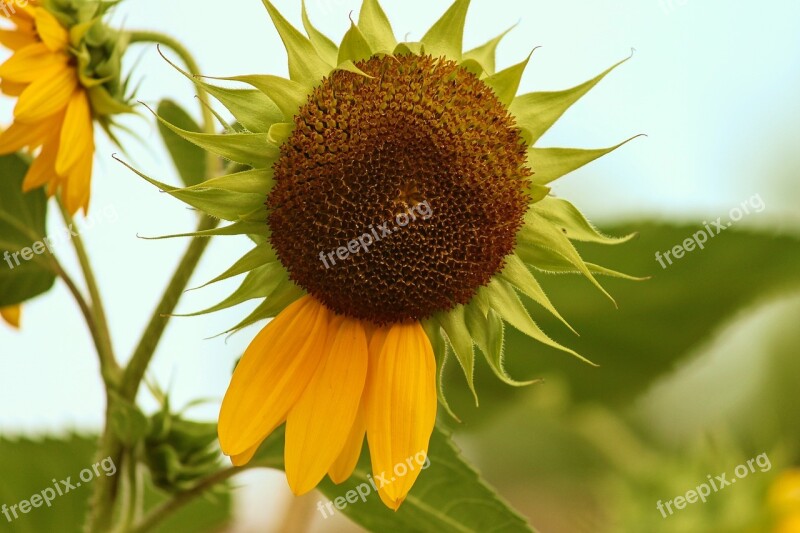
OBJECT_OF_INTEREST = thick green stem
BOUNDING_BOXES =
[87,32,221,533]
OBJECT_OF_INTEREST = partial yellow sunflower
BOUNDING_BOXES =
[132,0,640,510]
[1,304,21,328]
[0,0,133,214]
[770,469,800,533]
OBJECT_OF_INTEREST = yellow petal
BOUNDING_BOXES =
[1,305,22,329]
[57,89,93,175]
[62,138,94,215]
[14,64,77,122]
[1,79,29,96]
[366,322,437,510]
[0,43,68,83]
[0,29,38,51]
[231,440,264,467]
[0,118,52,154]
[285,317,369,495]
[328,403,366,484]
[23,134,61,191]
[34,8,69,52]
[218,296,330,458]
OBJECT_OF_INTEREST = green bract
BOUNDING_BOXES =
[131,0,641,412]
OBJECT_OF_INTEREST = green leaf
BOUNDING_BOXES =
[510,57,629,145]
[301,0,339,65]
[462,26,515,76]
[435,305,479,405]
[156,100,207,187]
[261,0,332,87]
[484,51,533,106]
[0,435,231,533]
[421,0,470,60]
[109,393,148,447]
[527,136,641,186]
[339,20,373,65]
[358,0,397,54]
[0,154,56,308]
[252,426,535,532]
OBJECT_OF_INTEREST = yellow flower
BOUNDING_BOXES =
[0,1,132,214]
[136,0,639,510]
[1,304,21,328]
[770,469,800,533]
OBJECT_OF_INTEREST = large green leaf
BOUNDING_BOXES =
[252,426,534,532]
[0,154,56,307]
[443,223,800,423]
[156,100,207,187]
[0,435,231,533]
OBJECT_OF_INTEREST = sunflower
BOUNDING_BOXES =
[133,0,640,510]
[0,0,133,214]
[1,304,21,328]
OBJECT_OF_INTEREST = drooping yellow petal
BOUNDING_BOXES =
[1,305,22,329]
[0,29,38,51]
[218,295,330,458]
[327,325,389,484]
[14,64,77,122]
[230,441,264,467]
[34,8,69,52]
[328,403,366,484]
[63,137,94,214]
[1,79,29,97]
[23,134,60,191]
[285,317,369,495]
[366,322,437,510]
[56,89,93,175]
[0,43,69,83]
[0,118,52,153]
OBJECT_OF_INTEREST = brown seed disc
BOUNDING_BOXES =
[267,54,531,324]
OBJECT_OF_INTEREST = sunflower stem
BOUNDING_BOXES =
[57,201,121,386]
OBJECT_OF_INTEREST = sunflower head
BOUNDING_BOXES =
[0,0,134,213]
[132,0,641,509]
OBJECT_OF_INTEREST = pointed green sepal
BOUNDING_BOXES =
[485,279,596,366]
[422,320,461,421]
[301,0,339,65]
[462,25,515,76]
[532,197,637,245]
[517,211,616,305]
[498,254,576,334]
[218,74,309,122]
[261,0,333,86]
[421,0,471,60]
[339,19,373,65]
[435,306,479,406]
[510,56,630,145]
[484,50,534,106]
[527,135,642,185]
[358,0,397,54]
[193,246,277,290]
[465,303,536,387]
[222,281,305,336]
